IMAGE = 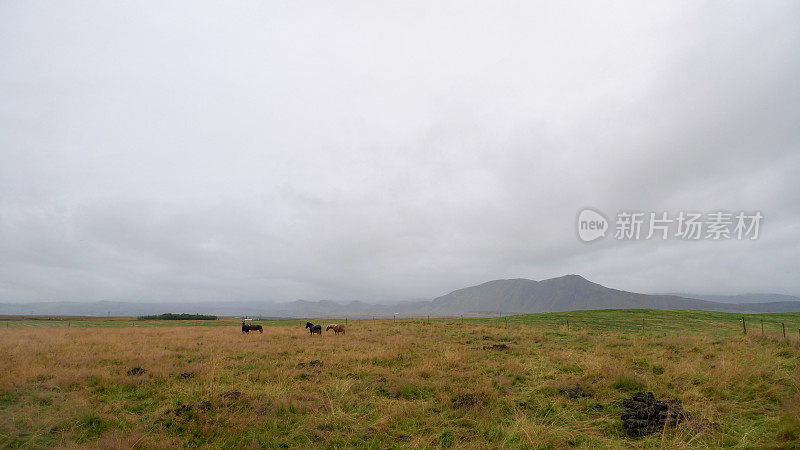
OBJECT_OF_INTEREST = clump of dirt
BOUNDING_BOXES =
[560,384,591,399]
[126,367,147,376]
[159,400,217,427]
[176,372,195,379]
[221,390,243,400]
[621,392,688,437]
[452,393,482,409]
[220,391,246,412]
[297,360,324,368]
[482,344,509,350]
[170,404,194,416]
[197,400,213,411]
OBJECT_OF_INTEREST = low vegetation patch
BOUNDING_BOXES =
[137,313,217,320]
[612,374,646,392]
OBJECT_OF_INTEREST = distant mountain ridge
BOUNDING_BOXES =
[663,293,800,304]
[2,275,799,316]
[427,275,728,314]
[0,299,427,318]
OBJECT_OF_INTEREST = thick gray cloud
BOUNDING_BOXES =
[1,1,798,303]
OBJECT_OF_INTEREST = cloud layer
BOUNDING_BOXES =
[1,1,798,302]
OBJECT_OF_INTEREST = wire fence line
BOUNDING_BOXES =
[1,314,799,342]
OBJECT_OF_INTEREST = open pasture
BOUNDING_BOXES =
[1,310,799,448]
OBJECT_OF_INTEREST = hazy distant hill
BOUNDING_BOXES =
[0,299,428,318]
[666,293,800,304]
[2,275,799,316]
[731,301,800,313]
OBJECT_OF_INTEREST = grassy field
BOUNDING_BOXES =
[1,310,799,448]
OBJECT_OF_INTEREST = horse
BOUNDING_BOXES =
[242,320,263,334]
[326,324,345,335]
[305,322,322,335]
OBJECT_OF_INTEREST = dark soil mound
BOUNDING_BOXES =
[560,384,590,398]
[452,393,482,409]
[198,400,213,411]
[221,390,243,400]
[482,344,509,350]
[621,392,688,437]
[126,367,147,376]
[171,404,194,416]
[297,360,324,368]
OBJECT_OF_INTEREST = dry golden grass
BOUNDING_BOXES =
[1,312,799,448]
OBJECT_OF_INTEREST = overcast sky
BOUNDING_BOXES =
[1,1,798,303]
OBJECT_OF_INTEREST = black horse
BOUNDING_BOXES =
[305,322,322,335]
[242,320,263,334]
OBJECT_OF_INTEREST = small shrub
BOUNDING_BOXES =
[396,383,432,400]
[630,359,649,370]
[440,430,454,448]
[0,393,19,409]
[612,374,645,392]
[558,364,582,374]
[778,414,800,440]
[75,413,110,443]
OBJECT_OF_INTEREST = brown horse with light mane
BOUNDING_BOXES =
[326,324,345,335]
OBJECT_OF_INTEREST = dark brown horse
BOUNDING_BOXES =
[305,322,322,335]
[242,320,263,334]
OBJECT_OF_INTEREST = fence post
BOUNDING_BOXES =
[761,319,764,336]
[345,317,347,325]
[642,318,645,332]
[742,317,746,334]
[505,317,508,328]
[782,322,786,339]
[566,320,569,331]
[427,315,430,324]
